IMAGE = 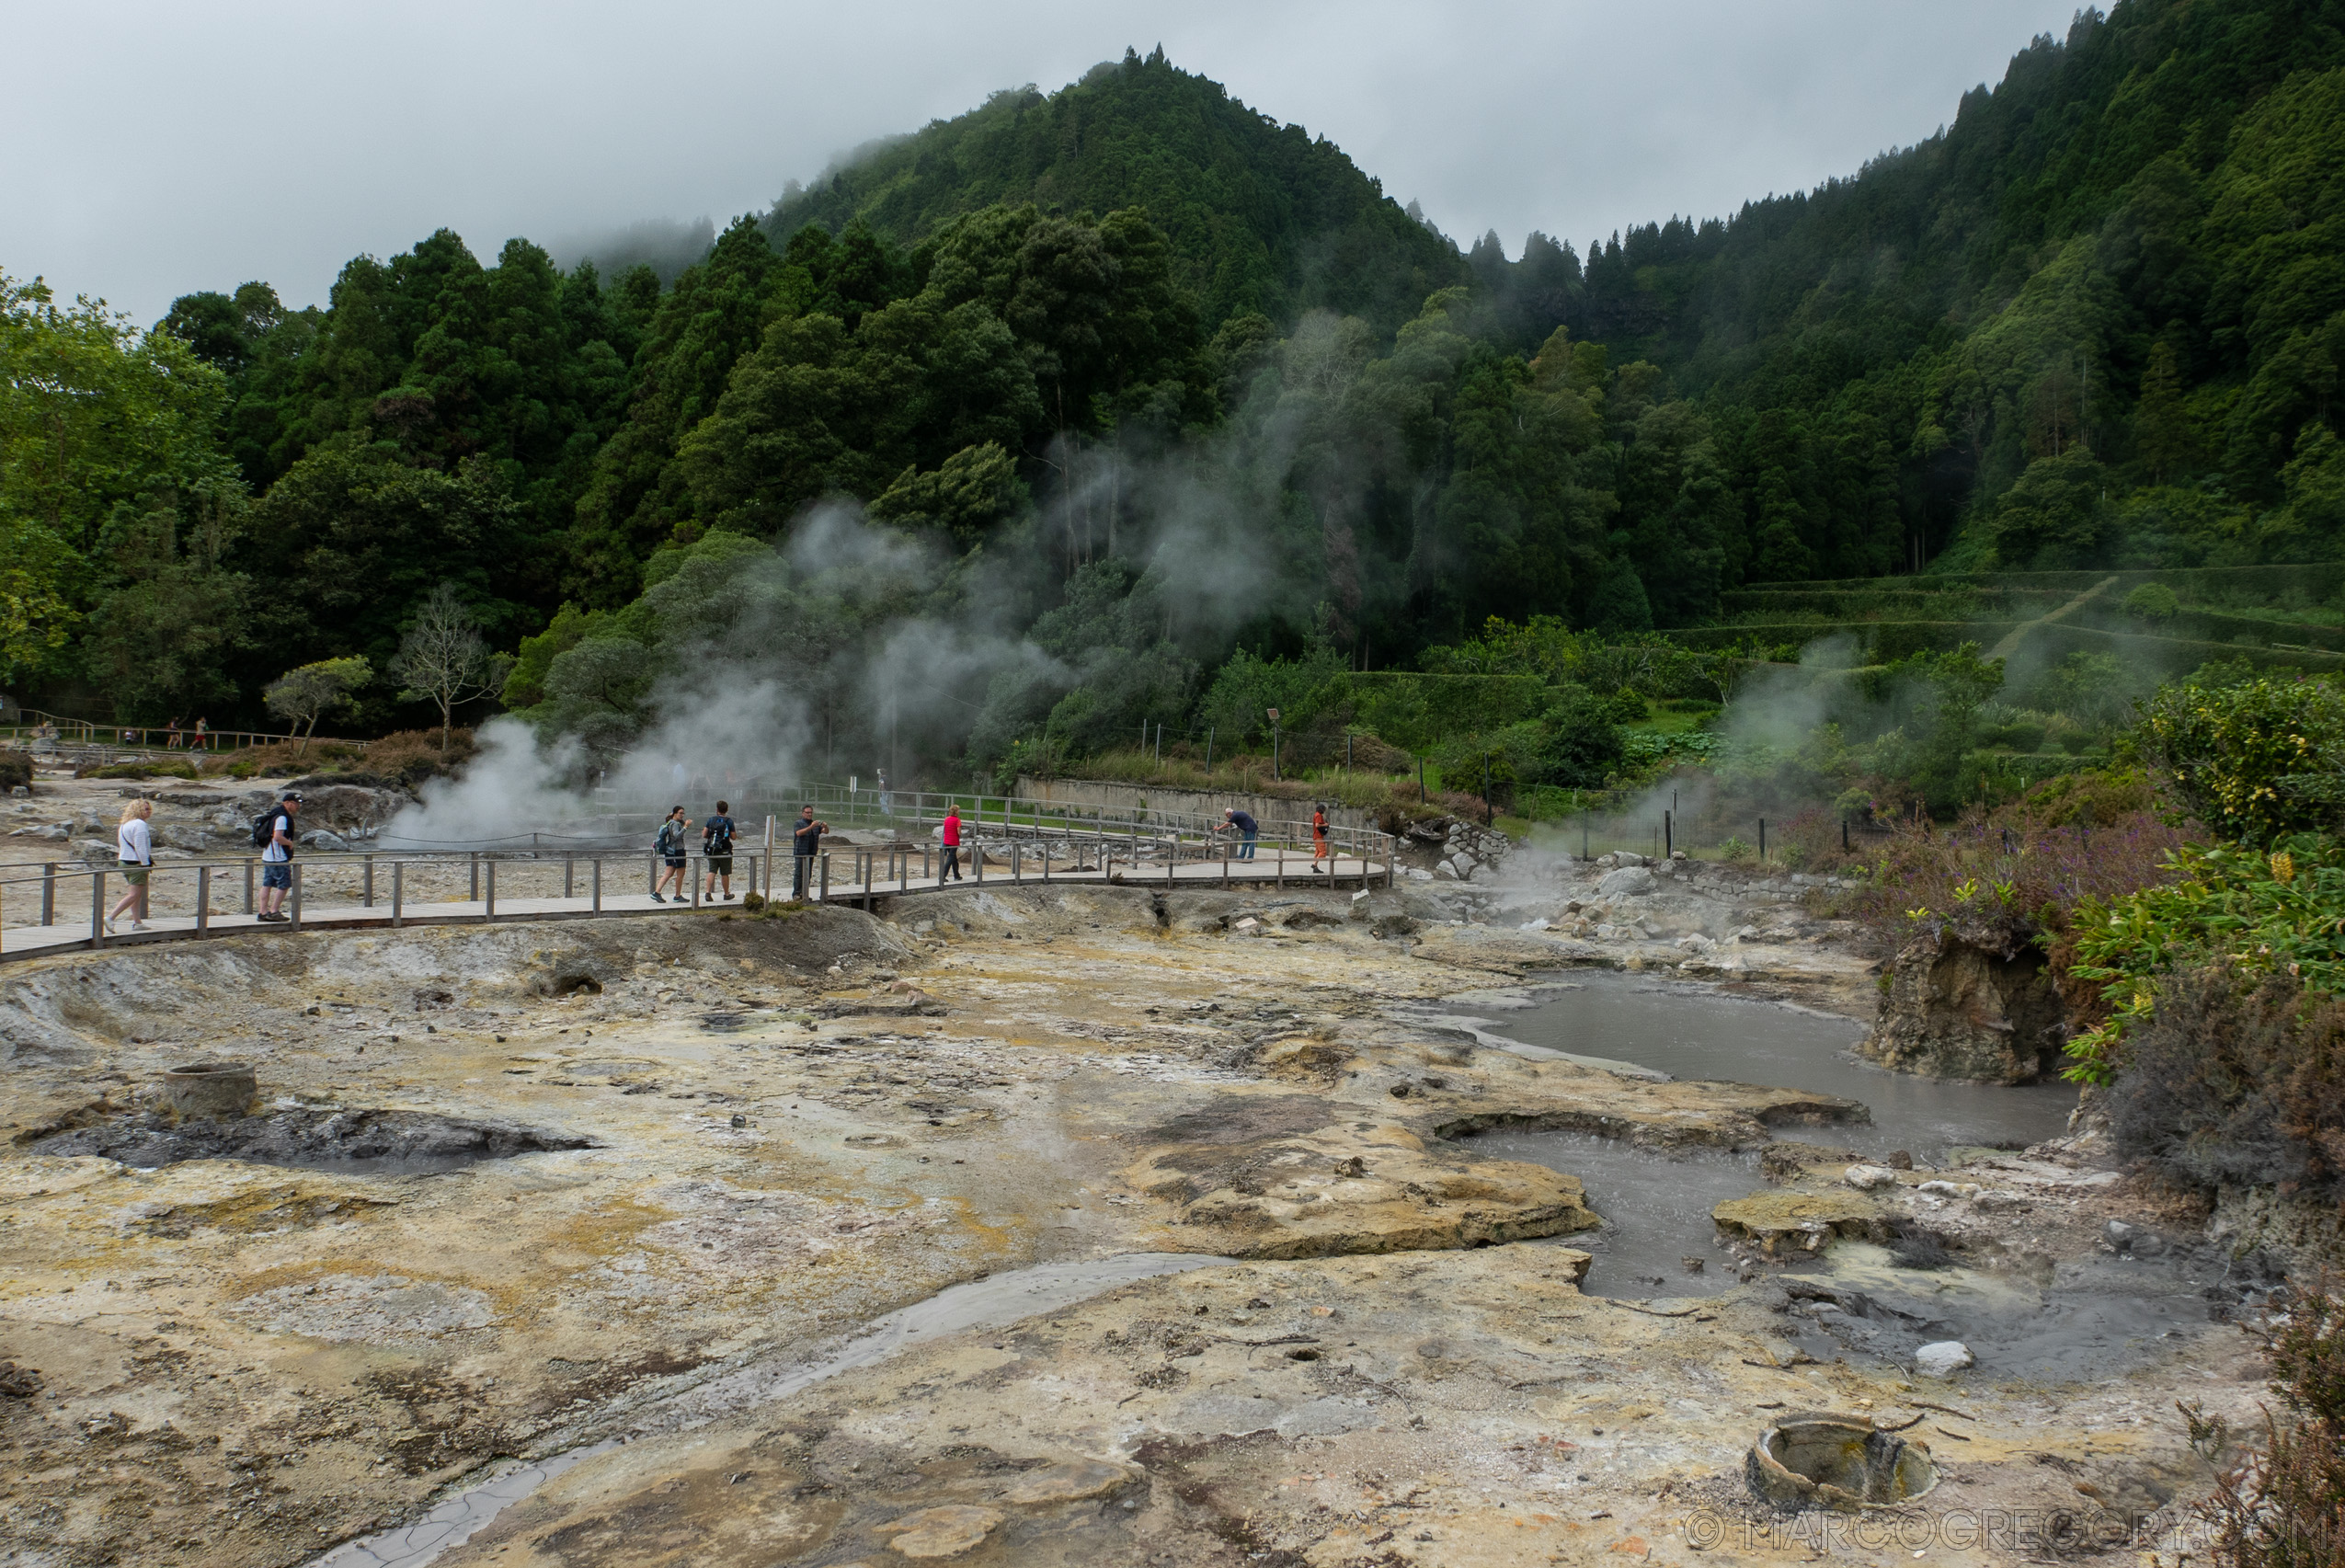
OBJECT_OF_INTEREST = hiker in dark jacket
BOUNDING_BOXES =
[703,800,739,901]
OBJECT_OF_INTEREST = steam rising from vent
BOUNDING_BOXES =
[378,441,1300,851]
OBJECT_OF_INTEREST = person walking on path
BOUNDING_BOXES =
[257,791,301,921]
[703,800,739,901]
[193,716,207,751]
[108,799,154,933]
[939,804,965,881]
[877,767,892,817]
[1220,807,1258,861]
[652,806,690,902]
[166,718,181,750]
[791,805,829,898]
[1310,804,1331,874]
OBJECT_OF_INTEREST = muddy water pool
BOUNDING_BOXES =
[1458,974,2213,1379]
[1447,971,2079,1298]
[1491,970,2080,1159]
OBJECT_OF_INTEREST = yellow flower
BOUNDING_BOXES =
[2271,851,2296,884]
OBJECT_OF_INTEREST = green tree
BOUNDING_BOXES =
[2133,340,2192,484]
[264,656,372,752]
[868,442,1024,544]
[1990,450,2110,567]
[1,272,233,553]
[81,487,251,722]
[235,442,527,702]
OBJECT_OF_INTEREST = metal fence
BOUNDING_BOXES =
[0,709,337,753]
[0,813,1395,959]
[369,784,1362,855]
[1530,804,1893,865]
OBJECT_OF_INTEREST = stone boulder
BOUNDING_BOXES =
[1914,1341,1974,1378]
[1859,928,2066,1084]
[238,784,406,835]
[1596,864,1656,898]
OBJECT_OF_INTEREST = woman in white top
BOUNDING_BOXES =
[109,798,154,933]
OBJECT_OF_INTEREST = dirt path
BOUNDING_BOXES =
[1986,574,2121,661]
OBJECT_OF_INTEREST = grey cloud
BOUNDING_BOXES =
[4,0,2083,324]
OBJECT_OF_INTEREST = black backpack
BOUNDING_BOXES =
[707,817,734,854]
[251,811,279,850]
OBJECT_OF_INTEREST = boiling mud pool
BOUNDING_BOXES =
[1458,974,2213,1379]
[1458,970,2078,1297]
[1492,970,2080,1161]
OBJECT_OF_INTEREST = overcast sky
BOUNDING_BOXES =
[4,0,2086,326]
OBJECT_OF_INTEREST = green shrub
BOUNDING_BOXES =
[2123,582,2180,621]
[79,761,199,781]
[0,753,29,791]
[2067,836,2345,1082]
[2138,676,2345,844]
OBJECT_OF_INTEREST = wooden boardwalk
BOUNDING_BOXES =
[0,852,1391,963]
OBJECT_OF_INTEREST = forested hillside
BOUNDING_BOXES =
[0,0,2339,790]
[766,45,1467,338]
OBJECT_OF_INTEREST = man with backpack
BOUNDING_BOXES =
[255,791,302,921]
[652,806,689,903]
[703,799,739,901]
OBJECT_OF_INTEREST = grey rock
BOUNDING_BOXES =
[1859,928,2067,1084]
[1915,1341,1974,1378]
[1596,865,1656,898]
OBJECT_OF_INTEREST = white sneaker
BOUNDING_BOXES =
[102,918,116,934]
[130,921,149,932]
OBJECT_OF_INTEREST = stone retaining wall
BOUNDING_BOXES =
[1012,776,1378,833]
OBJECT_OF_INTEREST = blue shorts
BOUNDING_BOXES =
[262,863,292,889]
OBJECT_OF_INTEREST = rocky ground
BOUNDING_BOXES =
[0,830,2271,1568]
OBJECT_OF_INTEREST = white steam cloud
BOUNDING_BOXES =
[378,429,1310,851]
